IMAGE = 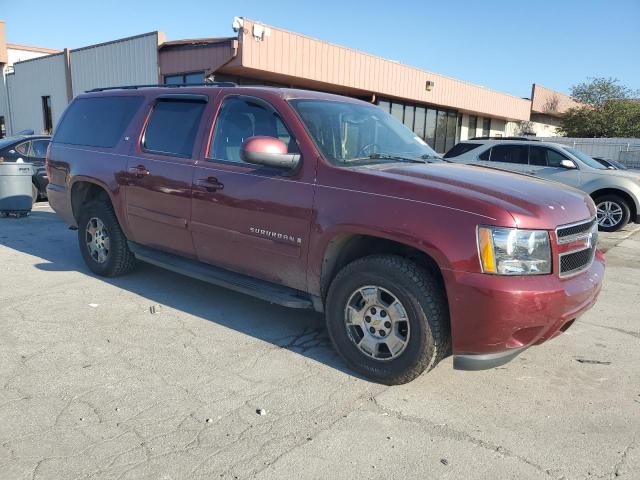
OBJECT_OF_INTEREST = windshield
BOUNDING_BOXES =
[0,137,21,149]
[563,146,607,170]
[289,99,441,165]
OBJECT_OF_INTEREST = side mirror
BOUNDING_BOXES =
[240,136,300,169]
[560,159,577,169]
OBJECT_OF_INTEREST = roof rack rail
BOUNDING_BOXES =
[86,82,237,93]
[469,136,539,141]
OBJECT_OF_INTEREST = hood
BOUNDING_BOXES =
[357,162,595,230]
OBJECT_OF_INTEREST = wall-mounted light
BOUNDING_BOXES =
[425,80,435,91]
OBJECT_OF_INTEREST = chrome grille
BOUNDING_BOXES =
[556,218,596,244]
[557,217,598,278]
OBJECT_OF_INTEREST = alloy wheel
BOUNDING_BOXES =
[85,217,110,264]
[596,201,624,229]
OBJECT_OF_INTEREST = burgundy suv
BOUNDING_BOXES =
[46,85,604,384]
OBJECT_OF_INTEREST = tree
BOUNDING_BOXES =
[559,77,640,137]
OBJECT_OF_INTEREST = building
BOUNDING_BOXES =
[0,17,577,152]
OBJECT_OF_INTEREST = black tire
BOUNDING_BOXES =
[594,194,631,232]
[77,200,136,277]
[31,184,38,205]
[325,255,450,385]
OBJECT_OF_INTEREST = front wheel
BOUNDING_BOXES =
[595,194,630,232]
[326,255,450,385]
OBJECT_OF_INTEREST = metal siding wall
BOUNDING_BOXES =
[159,43,233,77]
[237,19,531,121]
[6,53,68,135]
[70,33,159,96]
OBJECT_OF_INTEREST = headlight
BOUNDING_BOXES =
[477,226,551,275]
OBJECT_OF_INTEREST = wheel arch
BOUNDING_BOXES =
[70,179,114,222]
[590,187,637,223]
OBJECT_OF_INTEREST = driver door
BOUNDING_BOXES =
[190,94,316,291]
[527,146,582,188]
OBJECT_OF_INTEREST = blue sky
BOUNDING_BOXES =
[2,0,639,98]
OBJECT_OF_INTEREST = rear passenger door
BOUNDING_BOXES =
[125,94,208,257]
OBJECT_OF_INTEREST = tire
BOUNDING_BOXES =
[594,194,630,232]
[31,184,38,205]
[325,255,450,385]
[77,200,136,277]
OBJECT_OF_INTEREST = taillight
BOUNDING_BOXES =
[45,142,52,178]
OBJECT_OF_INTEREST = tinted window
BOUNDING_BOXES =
[490,145,528,164]
[479,148,491,160]
[482,117,491,137]
[54,96,144,148]
[547,148,569,167]
[529,146,547,166]
[444,111,457,152]
[143,98,206,157]
[210,97,298,163]
[15,142,31,156]
[31,140,49,158]
[413,107,426,138]
[468,115,477,139]
[444,143,482,158]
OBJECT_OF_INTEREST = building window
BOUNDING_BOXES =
[468,115,477,139]
[424,109,437,149]
[0,116,5,139]
[41,96,53,134]
[455,114,463,145]
[482,117,491,137]
[413,107,426,138]
[390,103,404,123]
[377,100,391,114]
[164,71,205,85]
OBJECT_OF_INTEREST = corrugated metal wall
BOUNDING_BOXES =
[70,32,160,96]
[159,41,234,77]
[6,53,68,134]
[232,19,531,121]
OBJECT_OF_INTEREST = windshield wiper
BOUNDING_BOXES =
[420,153,450,163]
[345,153,427,164]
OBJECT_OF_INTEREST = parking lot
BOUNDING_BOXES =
[1,203,639,480]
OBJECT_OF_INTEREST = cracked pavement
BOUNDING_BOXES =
[1,204,639,480]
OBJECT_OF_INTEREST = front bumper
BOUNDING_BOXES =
[444,250,605,370]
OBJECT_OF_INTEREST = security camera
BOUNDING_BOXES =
[232,17,244,32]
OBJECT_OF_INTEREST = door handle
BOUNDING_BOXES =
[128,165,150,177]
[195,177,224,192]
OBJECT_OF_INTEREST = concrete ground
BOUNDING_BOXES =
[1,203,638,480]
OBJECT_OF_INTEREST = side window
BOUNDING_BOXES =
[143,98,207,157]
[529,146,547,166]
[478,147,491,160]
[443,143,481,159]
[209,97,298,163]
[15,142,31,156]
[489,145,528,164]
[54,96,144,148]
[546,148,569,168]
[31,140,50,158]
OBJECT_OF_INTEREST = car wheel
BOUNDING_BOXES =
[595,194,630,232]
[31,184,38,205]
[326,255,450,385]
[77,200,136,277]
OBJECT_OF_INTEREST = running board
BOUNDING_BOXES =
[128,242,314,309]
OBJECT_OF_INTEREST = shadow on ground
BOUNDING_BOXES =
[0,209,360,378]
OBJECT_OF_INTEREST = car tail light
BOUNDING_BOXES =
[45,142,52,178]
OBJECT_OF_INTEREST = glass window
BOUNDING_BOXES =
[455,114,462,144]
[403,105,415,131]
[15,142,31,156]
[54,96,144,148]
[377,100,391,114]
[479,148,491,160]
[289,99,440,166]
[164,72,205,85]
[413,107,426,138]
[482,117,491,137]
[444,111,457,152]
[143,99,206,157]
[468,115,477,139]
[390,103,404,123]
[31,140,50,158]
[424,109,437,149]
[210,97,298,163]
[489,145,528,164]
[434,110,447,153]
[444,143,482,158]
[529,146,547,166]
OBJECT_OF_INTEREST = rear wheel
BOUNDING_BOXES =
[326,255,450,385]
[77,200,136,277]
[595,194,630,232]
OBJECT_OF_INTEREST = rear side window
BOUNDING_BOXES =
[142,98,207,157]
[489,145,528,164]
[443,143,481,158]
[54,96,143,148]
[31,140,50,158]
